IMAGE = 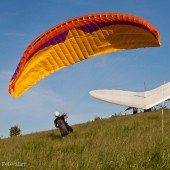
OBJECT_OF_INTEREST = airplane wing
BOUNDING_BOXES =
[89,82,170,109]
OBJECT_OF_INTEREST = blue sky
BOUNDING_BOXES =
[0,0,170,137]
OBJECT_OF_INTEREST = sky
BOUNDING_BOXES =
[0,0,170,138]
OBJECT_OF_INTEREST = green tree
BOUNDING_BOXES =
[10,125,21,137]
[94,116,100,121]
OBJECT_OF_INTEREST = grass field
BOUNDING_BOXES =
[0,109,170,170]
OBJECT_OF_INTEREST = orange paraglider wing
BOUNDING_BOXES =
[9,12,161,98]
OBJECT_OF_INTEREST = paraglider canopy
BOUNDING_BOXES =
[9,12,161,98]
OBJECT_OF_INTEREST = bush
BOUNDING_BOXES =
[10,125,21,137]
[94,116,101,121]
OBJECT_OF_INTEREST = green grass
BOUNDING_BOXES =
[0,109,170,170]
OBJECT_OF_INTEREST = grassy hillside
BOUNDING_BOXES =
[0,109,170,170]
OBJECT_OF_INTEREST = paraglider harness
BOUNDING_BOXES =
[54,113,73,136]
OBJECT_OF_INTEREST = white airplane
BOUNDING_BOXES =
[89,82,170,110]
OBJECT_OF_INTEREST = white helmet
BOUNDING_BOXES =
[54,111,60,117]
